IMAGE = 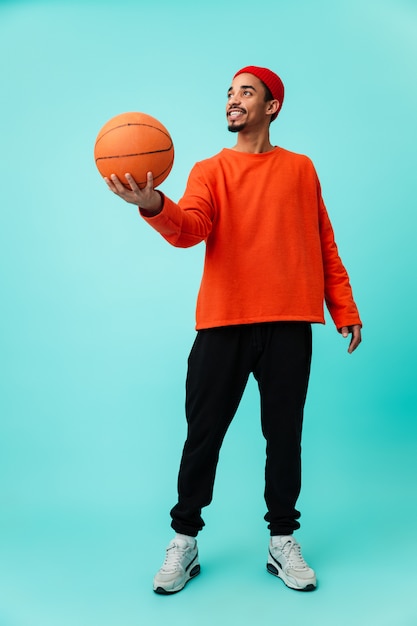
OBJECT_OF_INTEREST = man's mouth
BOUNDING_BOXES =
[228,108,246,119]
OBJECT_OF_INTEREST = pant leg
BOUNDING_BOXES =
[170,326,252,537]
[253,322,312,535]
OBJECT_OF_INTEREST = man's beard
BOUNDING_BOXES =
[227,121,246,133]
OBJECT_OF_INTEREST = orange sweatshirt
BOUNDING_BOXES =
[141,147,362,331]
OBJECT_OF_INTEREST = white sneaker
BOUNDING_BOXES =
[267,535,316,591]
[153,537,200,594]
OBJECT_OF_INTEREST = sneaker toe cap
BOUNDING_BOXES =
[287,567,316,585]
[153,570,183,589]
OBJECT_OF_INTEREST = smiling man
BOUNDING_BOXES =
[105,65,362,595]
[227,68,281,132]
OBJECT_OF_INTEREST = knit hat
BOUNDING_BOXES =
[233,66,284,121]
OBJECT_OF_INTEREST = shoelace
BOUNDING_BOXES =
[161,542,188,572]
[281,539,309,571]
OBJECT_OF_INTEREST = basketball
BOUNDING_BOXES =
[94,112,174,189]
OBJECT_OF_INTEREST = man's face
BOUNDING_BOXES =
[226,73,271,133]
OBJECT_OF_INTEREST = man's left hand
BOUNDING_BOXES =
[341,325,362,354]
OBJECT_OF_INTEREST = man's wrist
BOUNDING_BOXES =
[139,190,164,217]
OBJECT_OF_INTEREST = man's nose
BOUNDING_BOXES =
[228,92,241,106]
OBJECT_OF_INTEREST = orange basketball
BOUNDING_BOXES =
[94,112,174,188]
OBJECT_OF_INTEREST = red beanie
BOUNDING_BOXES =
[233,66,284,121]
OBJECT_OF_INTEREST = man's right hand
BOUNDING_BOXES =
[104,171,163,216]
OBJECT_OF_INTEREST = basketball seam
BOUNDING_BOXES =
[95,146,173,162]
[95,122,172,145]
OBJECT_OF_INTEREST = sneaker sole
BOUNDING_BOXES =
[266,562,316,592]
[154,564,201,595]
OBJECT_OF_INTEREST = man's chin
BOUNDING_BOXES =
[227,122,246,133]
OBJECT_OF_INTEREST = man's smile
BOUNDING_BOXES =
[227,107,246,120]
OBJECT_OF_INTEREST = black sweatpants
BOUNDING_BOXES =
[170,322,312,537]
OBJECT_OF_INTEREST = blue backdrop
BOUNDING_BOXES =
[1,1,416,625]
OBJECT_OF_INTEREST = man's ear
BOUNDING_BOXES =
[266,99,279,117]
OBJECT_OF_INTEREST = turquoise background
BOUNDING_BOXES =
[1,0,416,624]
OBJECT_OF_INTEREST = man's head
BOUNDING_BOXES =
[227,66,284,133]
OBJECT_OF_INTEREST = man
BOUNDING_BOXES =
[105,66,362,595]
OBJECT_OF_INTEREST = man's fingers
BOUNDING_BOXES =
[124,173,141,191]
[347,326,362,354]
[108,173,140,203]
[104,170,160,210]
[104,176,117,192]
[110,173,128,190]
[340,325,362,353]
[145,171,154,190]
[121,171,153,192]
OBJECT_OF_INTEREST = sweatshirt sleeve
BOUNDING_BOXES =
[139,163,214,248]
[317,182,362,330]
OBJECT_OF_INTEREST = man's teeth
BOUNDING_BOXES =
[229,110,243,117]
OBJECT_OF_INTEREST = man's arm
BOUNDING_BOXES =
[104,165,214,249]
